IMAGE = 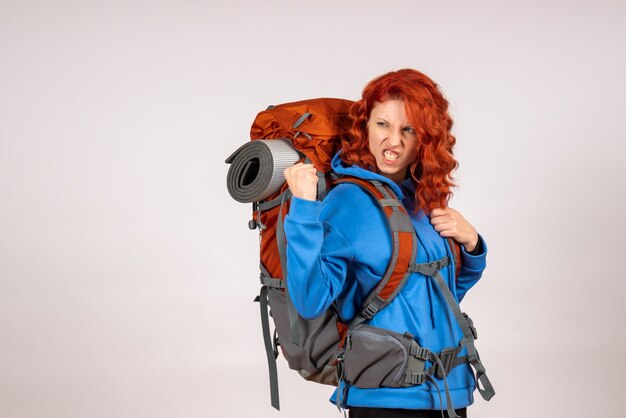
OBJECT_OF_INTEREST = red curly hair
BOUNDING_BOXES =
[340,69,459,215]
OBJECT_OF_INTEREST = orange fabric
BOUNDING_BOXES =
[250,98,354,173]
[336,322,349,349]
[378,231,413,301]
[256,198,290,280]
[448,237,462,280]
[254,99,353,281]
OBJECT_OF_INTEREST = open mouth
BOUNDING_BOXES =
[383,150,400,162]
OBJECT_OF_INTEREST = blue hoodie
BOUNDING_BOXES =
[283,153,488,411]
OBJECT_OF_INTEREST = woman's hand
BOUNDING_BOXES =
[284,162,318,201]
[430,207,479,252]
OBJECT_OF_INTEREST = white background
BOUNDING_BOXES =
[1,1,625,417]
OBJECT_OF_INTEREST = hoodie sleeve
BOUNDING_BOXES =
[283,196,354,320]
[455,233,488,301]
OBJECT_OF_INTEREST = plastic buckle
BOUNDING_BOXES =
[361,303,379,319]
[436,347,458,379]
[439,256,449,269]
[405,372,426,385]
[432,257,448,270]
[423,258,445,272]
[410,343,430,360]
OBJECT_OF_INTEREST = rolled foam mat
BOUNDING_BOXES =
[225,139,300,203]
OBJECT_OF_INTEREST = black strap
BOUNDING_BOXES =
[258,191,288,211]
[258,285,280,410]
[260,273,286,290]
[317,171,327,200]
[275,189,301,346]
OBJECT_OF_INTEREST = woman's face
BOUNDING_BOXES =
[367,99,419,183]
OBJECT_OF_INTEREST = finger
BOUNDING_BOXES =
[430,215,454,225]
[447,208,466,222]
[432,221,446,232]
[430,209,445,220]
[291,163,316,172]
[432,221,457,234]
[431,207,451,216]
[295,165,317,175]
[431,216,454,227]
[285,162,303,172]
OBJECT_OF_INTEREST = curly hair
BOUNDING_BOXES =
[340,69,459,215]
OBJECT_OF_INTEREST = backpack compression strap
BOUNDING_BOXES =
[334,178,418,328]
[257,263,281,410]
[256,189,294,411]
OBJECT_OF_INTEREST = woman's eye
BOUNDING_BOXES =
[404,127,416,134]
[376,121,387,127]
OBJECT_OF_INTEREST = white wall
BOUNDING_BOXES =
[1,1,625,417]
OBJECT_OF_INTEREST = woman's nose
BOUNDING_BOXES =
[388,128,402,146]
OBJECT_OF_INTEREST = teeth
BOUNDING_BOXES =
[384,150,400,161]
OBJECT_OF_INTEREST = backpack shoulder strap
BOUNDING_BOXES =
[334,177,417,328]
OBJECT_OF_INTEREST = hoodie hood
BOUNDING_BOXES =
[331,152,407,199]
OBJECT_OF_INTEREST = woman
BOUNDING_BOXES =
[283,69,488,418]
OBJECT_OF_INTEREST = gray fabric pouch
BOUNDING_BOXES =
[267,288,343,385]
[343,324,415,388]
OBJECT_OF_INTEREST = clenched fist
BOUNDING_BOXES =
[284,163,318,201]
[430,207,479,252]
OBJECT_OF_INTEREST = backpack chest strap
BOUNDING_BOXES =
[408,256,450,276]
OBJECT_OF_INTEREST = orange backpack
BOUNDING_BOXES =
[225,98,469,411]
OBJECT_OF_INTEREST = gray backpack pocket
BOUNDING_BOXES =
[267,288,343,385]
[343,324,414,388]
